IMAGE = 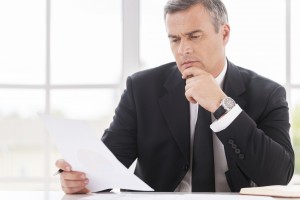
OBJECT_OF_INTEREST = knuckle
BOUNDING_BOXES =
[185,91,189,97]
[185,85,189,91]
[62,172,74,180]
[81,181,87,187]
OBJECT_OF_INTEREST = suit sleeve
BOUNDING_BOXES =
[216,85,294,187]
[101,76,138,168]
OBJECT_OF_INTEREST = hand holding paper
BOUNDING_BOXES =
[40,114,153,192]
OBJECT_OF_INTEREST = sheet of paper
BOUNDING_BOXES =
[240,185,300,197]
[40,114,153,192]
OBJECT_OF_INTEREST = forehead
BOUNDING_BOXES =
[165,4,214,34]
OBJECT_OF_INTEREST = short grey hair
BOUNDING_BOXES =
[164,0,228,33]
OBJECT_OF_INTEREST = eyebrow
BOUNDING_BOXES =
[168,29,203,38]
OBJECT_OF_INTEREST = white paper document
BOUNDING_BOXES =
[40,114,153,192]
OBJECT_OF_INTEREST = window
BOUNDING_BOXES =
[140,0,173,69]
[0,0,299,190]
[51,0,122,84]
[0,0,121,190]
[224,0,286,84]
[0,0,45,85]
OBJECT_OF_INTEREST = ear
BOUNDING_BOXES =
[222,24,230,45]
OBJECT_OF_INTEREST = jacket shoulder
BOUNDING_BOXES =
[230,61,284,91]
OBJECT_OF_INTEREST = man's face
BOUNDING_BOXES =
[165,4,230,77]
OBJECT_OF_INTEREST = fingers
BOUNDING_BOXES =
[61,178,88,188]
[63,185,90,194]
[185,88,198,104]
[61,177,89,194]
[185,76,198,90]
[183,68,225,112]
[55,159,89,194]
[60,171,89,194]
[184,77,199,104]
[61,170,86,180]
[182,66,206,79]
[55,159,72,172]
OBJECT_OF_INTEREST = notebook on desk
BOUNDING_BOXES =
[240,185,300,198]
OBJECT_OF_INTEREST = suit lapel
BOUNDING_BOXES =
[158,65,190,163]
[223,60,247,109]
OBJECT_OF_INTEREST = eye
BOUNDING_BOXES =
[170,37,180,43]
[190,35,201,40]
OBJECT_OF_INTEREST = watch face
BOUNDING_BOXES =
[223,97,236,111]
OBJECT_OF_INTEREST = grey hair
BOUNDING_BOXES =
[164,0,228,33]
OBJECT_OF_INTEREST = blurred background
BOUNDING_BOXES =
[0,0,299,190]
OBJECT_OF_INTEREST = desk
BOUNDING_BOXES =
[0,191,299,200]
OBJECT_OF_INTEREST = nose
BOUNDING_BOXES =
[178,39,192,56]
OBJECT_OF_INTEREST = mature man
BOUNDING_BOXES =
[56,0,294,194]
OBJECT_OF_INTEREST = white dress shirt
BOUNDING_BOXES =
[175,62,242,192]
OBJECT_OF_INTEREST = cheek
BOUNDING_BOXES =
[170,46,183,73]
[170,44,177,55]
[170,45,180,60]
[202,40,221,57]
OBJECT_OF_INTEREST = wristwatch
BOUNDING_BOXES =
[213,97,236,119]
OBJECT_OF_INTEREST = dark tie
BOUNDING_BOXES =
[192,105,215,192]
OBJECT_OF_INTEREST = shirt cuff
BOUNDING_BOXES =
[210,104,242,132]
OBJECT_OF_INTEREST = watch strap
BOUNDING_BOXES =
[213,105,226,119]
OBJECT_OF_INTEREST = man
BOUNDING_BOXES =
[56,0,294,194]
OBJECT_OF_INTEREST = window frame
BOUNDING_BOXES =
[0,0,300,189]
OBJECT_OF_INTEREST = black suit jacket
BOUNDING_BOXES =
[102,60,294,192]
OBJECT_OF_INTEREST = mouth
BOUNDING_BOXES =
[181,60,198,69]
